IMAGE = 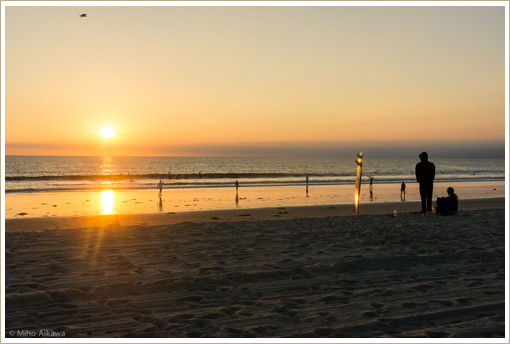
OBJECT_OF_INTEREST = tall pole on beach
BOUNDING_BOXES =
[355,152,363,215]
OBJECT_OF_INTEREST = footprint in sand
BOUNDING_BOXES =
[219,307,240,316]
[409,284,434,291]
[362,311,379,318]
[424,330,452,338]
[428,299,454,307]
[370,301,385,309]
[133,315,157,323]
[466,281,484,287]
[318,312,337,322]
[191,319,213,328]
[134,267,145,274]
[251,326,274,334]
[381,289,396,296]
[168,313,195,323]
[201,312,226,320]
[271,305,296,317]
[321,295,350,304]
[225,327,246,336]
[402,302,426,308]
[456,297,474,304]
[283,298,308,307]
[313,327,336,337]
[176,295,204,303]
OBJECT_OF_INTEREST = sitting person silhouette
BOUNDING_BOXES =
[435,187,458,215]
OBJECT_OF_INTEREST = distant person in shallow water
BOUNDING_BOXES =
[306,175,309,197]
[368,177,374,199]
[435,187,458,215]
[415,152,435,216]
[400,181,406,200]
[157,180,164,196]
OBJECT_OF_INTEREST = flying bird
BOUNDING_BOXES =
[80,14,87,18]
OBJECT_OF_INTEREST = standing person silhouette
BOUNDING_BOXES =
[368,177,374,199]
[400,181,406,200]
[415,152,435,216]
[157,180,164,196]
[305,175,309,197]
[235,180,239,206]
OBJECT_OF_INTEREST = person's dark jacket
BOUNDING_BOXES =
[415,152,435,184]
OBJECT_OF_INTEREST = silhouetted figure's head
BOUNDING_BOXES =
[419,152,429,162]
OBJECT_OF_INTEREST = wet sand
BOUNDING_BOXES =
[5,181,505,219]
[4,197,506,232]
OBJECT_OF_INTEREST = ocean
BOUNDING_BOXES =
[4,156,505,194]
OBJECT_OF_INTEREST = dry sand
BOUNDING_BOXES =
[3,198,507,339]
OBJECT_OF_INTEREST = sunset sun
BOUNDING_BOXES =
[98,126,116,139]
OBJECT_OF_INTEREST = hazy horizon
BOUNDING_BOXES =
[4,139,505,159]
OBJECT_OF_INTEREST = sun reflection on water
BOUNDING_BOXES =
[101,156,114,174]
[101,190,115,214]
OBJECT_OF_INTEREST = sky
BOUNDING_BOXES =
[2,2,508,158]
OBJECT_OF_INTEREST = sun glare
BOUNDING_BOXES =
[101,190,115,214]
[98,126,116,139]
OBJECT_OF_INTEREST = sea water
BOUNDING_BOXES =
[4,156,505,194]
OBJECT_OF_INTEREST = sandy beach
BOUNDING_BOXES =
[4,2,507,341]
[4,197,506,339]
